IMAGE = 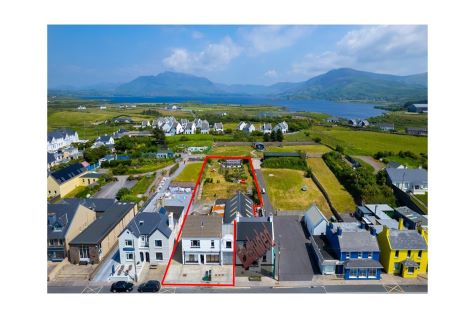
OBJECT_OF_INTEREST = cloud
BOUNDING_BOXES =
[264,69,278,78]
[241,25,311,53]
[163,36,242,72]
[291,25,427,79]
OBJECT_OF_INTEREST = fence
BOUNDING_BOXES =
[310,172,343,222]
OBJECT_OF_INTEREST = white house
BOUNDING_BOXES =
[200,120,210,134]
[213,122,224,133]
[193,118,203,131]
[95,134,115,145]
[236,121,247,131]
[237,122,255,133]
[181,215,233,265]
[141,120,151,128]
[118,211,175,280]
[303,204,328,236]
[100,105,107,110]
[47,129,79,152]
[77,105,86,110]
[273,121,288,134]
[261,123,272,134]
[184,122,196,135]
[386,168,428,194]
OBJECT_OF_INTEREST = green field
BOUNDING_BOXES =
[368,111,427,131]
[307,158,356,212]
[174,163,204,182]
[262,168,332,216]
[308,126,427,156]
[209,146,256,156]
[283,131,314,142]
[265,144,332,154]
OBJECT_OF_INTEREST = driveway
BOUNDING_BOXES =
[252,159,274,215]
[273,216,318,281]
[94,175,137,199]
[354,156,385,173]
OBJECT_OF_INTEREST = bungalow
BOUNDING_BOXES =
[68,202,137,264]
[181,215,232,265]
[47,201,97,261]
[47,129,79,152]
[156,149,174,159]
[377,123,395,131]
[213,122,224,133]
[406,127,427,136]
[261,123,272,134]
[117,210,175,280]
[386,168,428,194]
[223,191,254,224]
[273,121,288,134]
[377,219,428,278]
[200,120,210,134]
[113,117,133,124]
[303,204,328,236]
[326,117,340,124]
[408,103,428,113]
[47,162,89,198]
[394,206,428,230]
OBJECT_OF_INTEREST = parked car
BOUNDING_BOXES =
[137,280,161,293]
[110,281,133,293]
[261,188,266,194]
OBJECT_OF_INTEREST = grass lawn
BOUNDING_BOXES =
[283,131,314,142]
[209,146,255,156]
[261,168,332,217]
[201,161,254,201]
[174,163,204,182]
[306,158,356,212]
[131,174,156,195]
[414,193,428,206]
[126,159,174,175]
[64,186,87,198]
[265,144,332,154]
[308,126,427,156]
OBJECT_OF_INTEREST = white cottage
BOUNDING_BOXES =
[303,204,328,236]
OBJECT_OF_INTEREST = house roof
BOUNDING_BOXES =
[344,259,383,268]
[47,152,57,164]
[214,122,223,129]
[262,123,272,130]
[163,206,184,222]
[82,172,103,179]
[395,206,428,227]
[388,229,427,250]
[61,198,116,213]
[338,231,380,252]
[386,168,428,185]
[69,202,136,245]
[304,204,327,227]
[311,235,337,260]
[50,162,86,184]
[48,201,80,240]
[97,135,113,143]
[223,191,254,224]
[236,217,273,241]
[181,215,222,238]
[48,128,76,142]
[123,212,172,239]
[364,204,394,219]
[386,161,403,169]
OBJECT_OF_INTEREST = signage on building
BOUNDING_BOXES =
[237,227,274,269]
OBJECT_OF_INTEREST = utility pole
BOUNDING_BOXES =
[133,239,138,283]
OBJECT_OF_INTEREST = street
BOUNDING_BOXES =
[94,175,137,199]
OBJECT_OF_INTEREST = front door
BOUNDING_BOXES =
[145,252,150,262]
[200,254,205,264]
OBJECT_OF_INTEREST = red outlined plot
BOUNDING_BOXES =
[161,156,263,287]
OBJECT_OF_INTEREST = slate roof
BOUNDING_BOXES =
[50,162,86,184]
[214,122,223,130]
[82,172,103,179]
[344,259,383,268]
[402,259,420,267]
[123,212,172,239]
[395,206,428,227]
[311,235,337,260]
[330,223,380,252]
[48,152,57,164]
[386,168,428,186]
[304,204,327,227]
[181,215,222,238]
[48,129,76,142]
[236,217,273,241]
[262,123,272,130]
[163,206,184,222]
[388,229,428,250]
[48,201,80,240]
[69,202,136,245]
[223,191,254,224]
[61,198,116,213]
[97,135,113,143]
[386,161,404,169]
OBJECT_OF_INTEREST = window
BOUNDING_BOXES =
[211,240,215,248]
[156,252,163,261]
[358,269,367,278]
[126,253,134,260]
[345,252,350,259]
[79,246,90,259]
[394,250,399,258]
[187,254,198,263]
[262,254,267,262]
[394,262,400,271]
[408,267,415,274]
[206,254,220,263]
[418,250,422,259]
[155,240,162,247]
[367,252,372,259]
[357,252,362,259]
[407,250,411,258]
[367,268,377,278]
[191,240,200,248]
[349,268,358,278]
[125,240,133,247]
[226,241,232,249]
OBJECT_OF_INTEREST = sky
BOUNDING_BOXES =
[48,25,427,88]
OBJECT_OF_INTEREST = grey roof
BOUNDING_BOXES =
[48,128,76,142]
[411,103,428,108]
[224,191,254,224]
[123,212,172,239]
[243,123,254,131]
[376,218,399,229]
[386,161,404,169]
[163,206,184,222]
[48,152,57,164]
[344,259,383,268]
[50,162,86,184]
[201,120,209,130]
[386,168,427,185]
[357,206,372,216]
[82,172,103,179]
[48,201,80,240]
[337,230,380,253]
[304,204,327,227]
[62,198,116,213]
[311,235,337,260]
[69,202,136,245]
[262,123,272,130]
[181,215,222,238]
[388,229,427,250]
[186,122,194,130]
[214,122,223,129]
[236,217,273,241]
[96,135,113,143]
[395,206,428,227]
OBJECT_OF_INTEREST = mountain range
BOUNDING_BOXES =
[48,68,428,103]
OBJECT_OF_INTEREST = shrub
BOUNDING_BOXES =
[313,137,322,143]
[116,187,131,200]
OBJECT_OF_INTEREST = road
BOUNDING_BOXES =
[47,283,427,294]
[94,175,136,199]
[252,158,274,215]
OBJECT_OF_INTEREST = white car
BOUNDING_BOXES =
[261,188,266,194]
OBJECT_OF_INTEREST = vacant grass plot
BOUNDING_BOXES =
[261,168,332,217]
[209,146,255,156]
[265,144,332,154]
[174,163,204,182]
[309,126,427,156]
[306,158,356,213]
[131,174,156,195]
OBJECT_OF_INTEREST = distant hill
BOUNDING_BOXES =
[49,68,428,103]
[279,68,428,102]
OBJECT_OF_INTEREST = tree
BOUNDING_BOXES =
[116,187,131,200]
[83,145,108,163]
[270,130,276,141]
[276,129,283,142]
[263,133,270,142]
[335,144,344,153]
[152,127,166,146]
[313,137,321,143]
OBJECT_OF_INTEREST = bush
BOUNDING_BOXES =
[169,163,179,176]
[335,144,344,153]
[116,187,131,200]
[313,137,321,143]
[112,164,128,175]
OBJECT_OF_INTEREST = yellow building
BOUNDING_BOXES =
[377,218,428,278]
[47,162,89,198]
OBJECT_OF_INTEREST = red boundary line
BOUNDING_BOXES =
[161,155,263,287]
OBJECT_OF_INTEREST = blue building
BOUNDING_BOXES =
[313,222,383,280]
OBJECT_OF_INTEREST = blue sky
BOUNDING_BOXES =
[48,25,427,87]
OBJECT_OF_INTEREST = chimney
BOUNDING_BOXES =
[168,212,174,230]
[369,226,377,236]
[398,218,404,231]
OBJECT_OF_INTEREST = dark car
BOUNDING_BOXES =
[137,280,161,293]
[110,281,134,293]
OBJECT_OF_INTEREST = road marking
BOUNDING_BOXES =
[383,284,404,293]
[82,286,103,294]
[160,288,176,293]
